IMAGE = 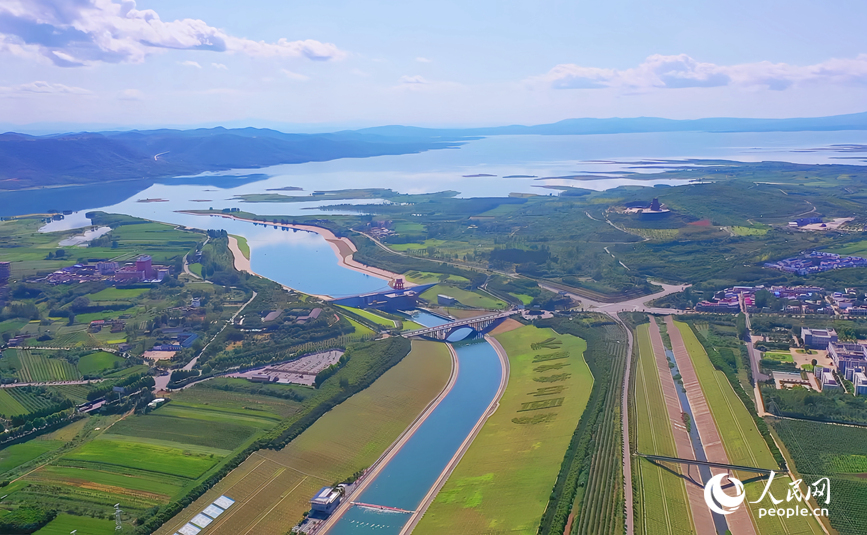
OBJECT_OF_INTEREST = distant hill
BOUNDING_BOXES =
[3,111,867,190]
[0,128,461,190]
[355,111,867,138]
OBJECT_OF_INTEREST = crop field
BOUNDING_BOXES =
[420,285,507,309]
[770,418,867,535]
[732,225,770,236]
[0,440,64,476]
[0,388,57,417]
[155,339,452,535]
[828,239,867,257]
[33,513,118,535]
[63,437,220,479]
[0,389,28,417]
[3,349,81,382]
[87,287,149,301]
[404,270,470,284]
[675,321,823,535]
[77,351,125,375]
[632,324,694,535]
[9,386,297,519]
[623,227,679,240]
[346,317,376,337]
[416,325,592,535]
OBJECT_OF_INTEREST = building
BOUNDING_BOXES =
[854,371,867,396]
[817,367,840,391]
[802,328,838,349]
[97,261,118,275]
[309,486,342,515]
[438,294,459,306]
[827,342,867,380]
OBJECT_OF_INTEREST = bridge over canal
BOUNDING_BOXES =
[401,310,520,341]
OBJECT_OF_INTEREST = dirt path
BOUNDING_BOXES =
[665,316,756,535]
[648,320,716,534]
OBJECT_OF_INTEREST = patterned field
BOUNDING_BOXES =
[415,325,592,535]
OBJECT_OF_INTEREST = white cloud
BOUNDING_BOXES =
[0,81,91,94]
[350,68,370,77]
[531,53,867,92]
[179,60,202,69]
[211,62,227,70]
[415,57,431,63]
[281,69,310,81]
[399,75,430,85]
[118,88,143,100]
[0,0,346,67]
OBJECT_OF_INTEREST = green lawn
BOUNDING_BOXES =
[762,351,794,363]
[188,262,203,277]
[416,325,592,535]
[675,321,824,535]
[420,285,507,309]
[346,317,376,337]
[404,270,469,284]
[77,351,125,375]
[633,324,695,535]
[338,305,396,327]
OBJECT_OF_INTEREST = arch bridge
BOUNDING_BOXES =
[401,310,520,341]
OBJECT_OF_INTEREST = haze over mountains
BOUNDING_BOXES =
[2,111,867,191]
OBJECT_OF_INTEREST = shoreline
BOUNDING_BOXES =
[181,211,409,287]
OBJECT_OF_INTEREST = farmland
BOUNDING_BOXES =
[674,321,823,535]
[155,339,452,535]
[337,305,396,327]
[0,439,64,476]
[770,418,867,535]
[77,351,125,375]
[1,349,81,382]
[33,513,118,534]
[0,388,61,418]
[631,324,694,535]
[415,325,591,535]
[5,385,301,521]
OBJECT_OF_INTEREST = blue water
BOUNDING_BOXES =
[329,341,503,534]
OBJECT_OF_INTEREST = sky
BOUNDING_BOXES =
[2,0,867,131]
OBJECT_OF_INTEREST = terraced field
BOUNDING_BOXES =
[416,326,592,535]
[155,339,452,535]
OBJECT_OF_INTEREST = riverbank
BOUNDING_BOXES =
[227,235,252,274]
[180,211,408,286]
[400,335,510,534]
[317,340,461,533]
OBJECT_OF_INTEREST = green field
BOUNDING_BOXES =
[416,325,592,535]
[404,270,469,284]
[338,305,396,327]
[155,339,452,535]
[0,440,64,476]
[63,437,219,479]
[2,349,81,382]
[420,284,507,309]
[632,324,694,535]
[87,287,149,301]
[77,351,125,375]
[762,351,794,362]
[188,262,203,277]
[675,321,823,535]
[33,513,118,535]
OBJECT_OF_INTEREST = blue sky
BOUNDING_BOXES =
[2,0,867,130]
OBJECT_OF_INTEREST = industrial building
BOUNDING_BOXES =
[331,283,436,313]
[309,486,343,515]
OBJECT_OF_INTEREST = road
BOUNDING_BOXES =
[179,290,257,374]
[738,295,770,414]
[614,313,636,535]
